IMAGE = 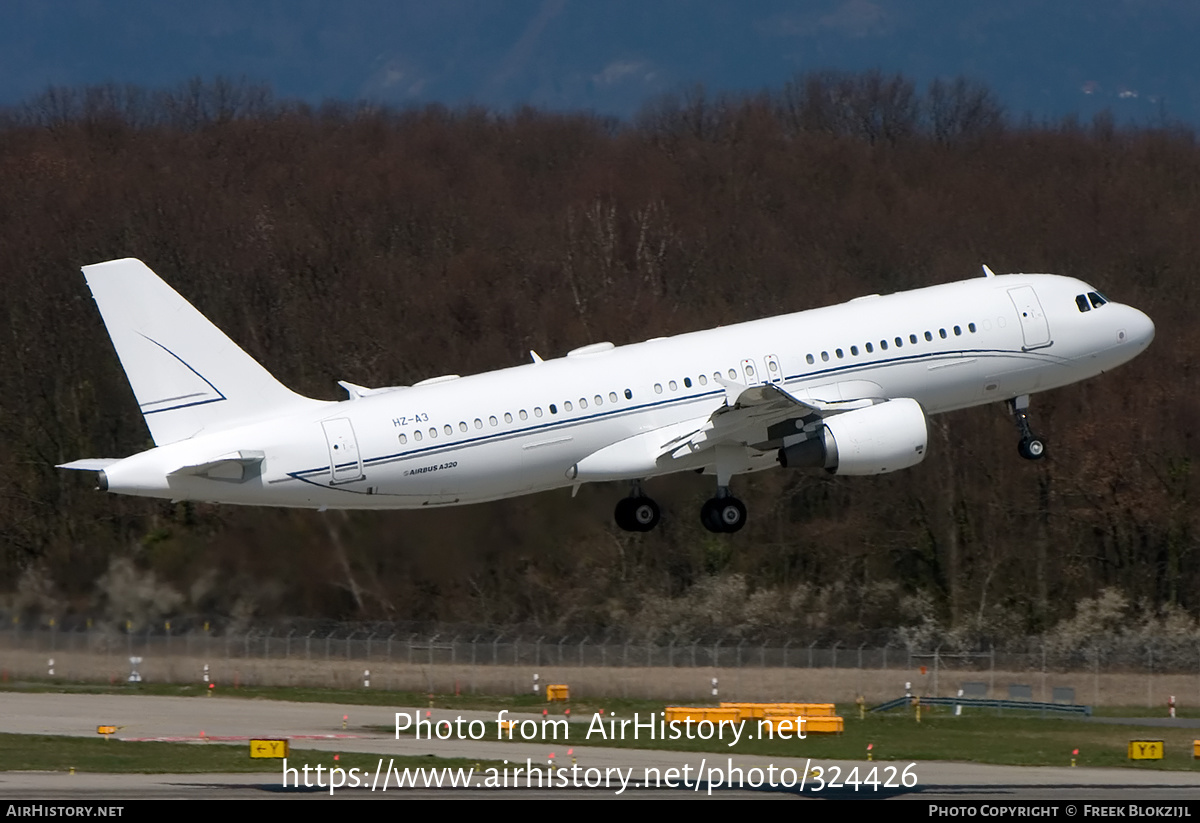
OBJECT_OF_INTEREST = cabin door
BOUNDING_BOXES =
[322,418,364,484]
[1008,286,1052,350]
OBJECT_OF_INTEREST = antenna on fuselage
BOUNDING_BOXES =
[530,351,544,363]
[982,265,996,278]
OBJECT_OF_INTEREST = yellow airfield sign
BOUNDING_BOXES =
[1127,740,1163,760]
[250,739,290,759]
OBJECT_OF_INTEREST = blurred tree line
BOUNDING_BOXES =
[0,73,1195,645]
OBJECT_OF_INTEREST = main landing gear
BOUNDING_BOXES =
[701,490,747,534]
[612,482,749,534]
[1008,395,1047,461]
[614,485,660,532]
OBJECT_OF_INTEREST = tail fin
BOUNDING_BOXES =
[82,258,318,445]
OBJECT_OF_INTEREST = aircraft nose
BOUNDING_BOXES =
[1122,306,1155,349]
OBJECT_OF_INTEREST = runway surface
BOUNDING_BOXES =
[3,692,1200,800]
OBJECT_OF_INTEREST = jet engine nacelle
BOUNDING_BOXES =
[778,398,928,475]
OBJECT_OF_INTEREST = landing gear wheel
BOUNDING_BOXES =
[700,496,747,533]
[615,496,660,532]
[1018,436,1046,461]
[1008,396,1047,462]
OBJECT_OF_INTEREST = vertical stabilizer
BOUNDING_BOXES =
[82,258,318,445]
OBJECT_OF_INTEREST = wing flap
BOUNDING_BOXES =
[667,381,882,461]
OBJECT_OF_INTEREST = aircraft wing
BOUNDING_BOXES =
[662,379,876,460]
[572,379,879,482]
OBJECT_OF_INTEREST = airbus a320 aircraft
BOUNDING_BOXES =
[59,259,1153,533]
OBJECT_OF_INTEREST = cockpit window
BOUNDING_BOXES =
[1076,294,1091,312]
[1088,292,1108,308]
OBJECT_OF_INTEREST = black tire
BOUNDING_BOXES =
[1018,436,1047,461]
[616,496,660,532]
[717,497,747,533]
[700,497,747,533]
[614,498,637,531]
[700,498,724,533]
[630,497,660,532]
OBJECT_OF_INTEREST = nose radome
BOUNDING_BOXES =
[1132,307,1155,347]
[1119,306,1154,348]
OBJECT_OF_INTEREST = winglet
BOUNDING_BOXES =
[712,375,745,407]
[982,264,996,278]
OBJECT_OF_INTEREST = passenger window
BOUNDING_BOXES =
[806,354,815,364]
[727,369,736,380]
[954,325,962,336]
[429,428,437,439]
[654,383,663,394]
[895,337,903,347]
[399,433,408,444]
[850,346,858,356]
[549,404,557,414]
[474,418,483,429]
[969,323,977,333]
[684,377,692,388]
[836,348,844,359]
[609,392,618,402]
[698,375,707,386]
[535,407,543,417]
[865,342,873,353]
[880,340,888,350]
[459,422,468,432]
[489,415,498,426]
[910,334,918,344]
[669,380,677,391]
[625,389,632,399]
[520,410,528,420]
[414,431,422,441]
[924,331,933,342]
[939,329,947,339]
[504,412,513,423]
[563,401,571,412]
[821,351,829,362]
[595,395,603,406]
[578,398,586,409]
[444,424,452,436]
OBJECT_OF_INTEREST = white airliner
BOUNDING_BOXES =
[59,259,1153,533]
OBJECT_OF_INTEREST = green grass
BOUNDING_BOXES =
[0,732,498,775]
[0,678,665,715]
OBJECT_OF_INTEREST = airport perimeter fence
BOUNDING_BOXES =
[4,618,1200,677]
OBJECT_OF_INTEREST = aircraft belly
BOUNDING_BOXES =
[372,430,594,502]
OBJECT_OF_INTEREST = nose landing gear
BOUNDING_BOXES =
[1009,395,1047,461]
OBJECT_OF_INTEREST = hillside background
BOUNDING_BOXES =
[0,75,1196,649]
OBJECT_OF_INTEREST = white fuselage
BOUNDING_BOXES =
[100,273,1154,509]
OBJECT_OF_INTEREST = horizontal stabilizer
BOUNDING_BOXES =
[57,458,120,471]
[169,450,265,481]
